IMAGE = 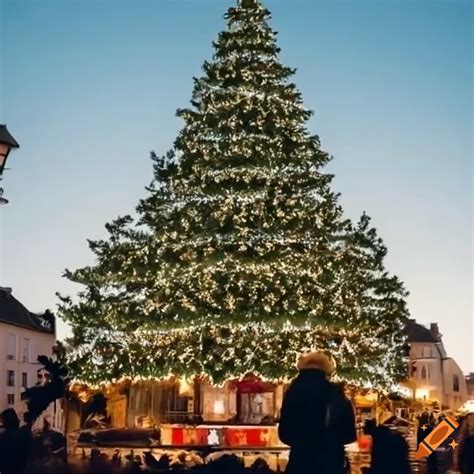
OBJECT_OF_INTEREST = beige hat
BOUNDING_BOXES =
[296,350,336,374]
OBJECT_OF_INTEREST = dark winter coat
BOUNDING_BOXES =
[368,425,410,474]
[0,426,31,474]
[278,369,356,474]
[459,434,474,474]
[417,422,438,474]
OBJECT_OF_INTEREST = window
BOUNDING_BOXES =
[7,335,16,360]
[453,374,460,392]
[7,394,14,405]
[22,372,28,388]
[421,366,427,380]
[7,370,14,387]
[22,338,30,363]
[238,392,274,424]
[159,384,191,423]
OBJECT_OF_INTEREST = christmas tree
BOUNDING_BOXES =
[59,0,409,387]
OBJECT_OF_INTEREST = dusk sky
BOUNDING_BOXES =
[0,0,472,372]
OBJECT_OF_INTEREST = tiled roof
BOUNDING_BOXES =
[405,319,438,343]
[0,289,55,334]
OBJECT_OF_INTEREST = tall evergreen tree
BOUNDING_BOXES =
[59,0,409,387]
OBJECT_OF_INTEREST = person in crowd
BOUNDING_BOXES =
[332,381,356,473]
[0,408,32,474]
[418,411,437,473]
[417,411,434,441]
[278,350,357,474]
[363,418,410,474]
[452,412,474,474]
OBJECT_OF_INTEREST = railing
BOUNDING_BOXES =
[160,411,194,423]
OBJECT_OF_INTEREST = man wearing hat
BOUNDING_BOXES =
[278,350,356,474]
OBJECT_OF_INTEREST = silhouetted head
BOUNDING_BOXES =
[23,411,33,425]
[1,408,20,430]
[296,350,336,375]
[363,419,377,435]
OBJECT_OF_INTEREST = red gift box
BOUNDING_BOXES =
[226,428,248,446]
[172,427,184,445]
[247,428,267,446]
[224,427,270,447]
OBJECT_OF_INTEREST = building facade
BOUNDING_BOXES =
[0,287,57,424]
[459,372,474,413]
[406,320,468,410]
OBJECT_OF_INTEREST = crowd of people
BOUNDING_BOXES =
[417,410,474,474]
[1,350,473,473]
[279,350,413,474]
[279,351,474,474]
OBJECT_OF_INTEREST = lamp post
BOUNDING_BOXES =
[0,124,20,205]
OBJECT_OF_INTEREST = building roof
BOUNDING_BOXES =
[0,289,55,334]
[405,319,438,343]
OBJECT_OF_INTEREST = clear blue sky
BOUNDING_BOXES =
[1,0,472,372]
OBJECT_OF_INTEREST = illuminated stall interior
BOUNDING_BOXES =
[70,374,282,431]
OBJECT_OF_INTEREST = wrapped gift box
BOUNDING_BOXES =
[161,424,284,448]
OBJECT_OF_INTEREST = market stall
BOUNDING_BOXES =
[69,378,428,473]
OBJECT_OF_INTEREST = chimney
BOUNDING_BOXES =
[0,287,12,295]
[430,323,440,340]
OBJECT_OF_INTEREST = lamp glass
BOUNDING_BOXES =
[0,142,9,160]
[0,143,9,174]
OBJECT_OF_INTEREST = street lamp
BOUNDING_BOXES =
[0,124,20,177]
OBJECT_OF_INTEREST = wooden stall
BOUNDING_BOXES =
[69,374,283,432]
[69,377,415,474]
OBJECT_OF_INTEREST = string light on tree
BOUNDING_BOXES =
[58,0,409,389]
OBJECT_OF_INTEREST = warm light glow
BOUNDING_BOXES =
[213,400,225,414]
[459,400,474,413]
[355,391,378,407]
[395,384,413,399]
[178,376,194,397]
[77,390,90,403]
[415,388,429,400]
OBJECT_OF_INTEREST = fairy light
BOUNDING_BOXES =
[59,0,409,390]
